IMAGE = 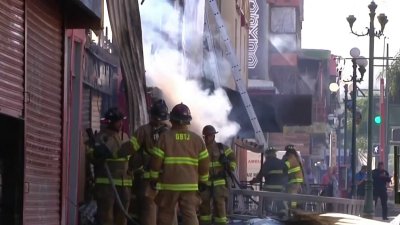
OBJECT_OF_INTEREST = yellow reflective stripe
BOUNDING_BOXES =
[152,147,165,158]
[215,217,227,223]
[143,171,150,179]
[268,170,283,174]
[288,166,301,174]
[156,183,198,191]
[207,179,226,186]
[210,161,222,167]
[164,157,198,165]
[199,215,212,221]
[130,137,140,151]
[264,184,284,190]
[285,161,290,168]
[199,149,209,160]
[150,170,159,179]
[224,148,233,156]
[230,161,237,169]
[200,173,209,182]
[106,155,131,162]
[95,178,133,186]
[289,178,304,184]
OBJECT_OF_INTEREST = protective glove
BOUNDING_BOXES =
[93,142,113,160]
[218,154,230,166]
[198,182,208,192]
[149,180,158,190]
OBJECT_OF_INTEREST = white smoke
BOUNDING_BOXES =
[139,0,240,143]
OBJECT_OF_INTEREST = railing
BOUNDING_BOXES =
[228,189,365,220]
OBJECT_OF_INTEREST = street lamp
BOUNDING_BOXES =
[345,47,367,198]
[347,1,388,218]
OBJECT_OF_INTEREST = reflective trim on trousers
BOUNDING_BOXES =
[288,178,303,184]
[156,183,198,191]
[214,216,227,224]
[206,179,226,186]
[95,177,133,186]
[200,174,209,182]
[199,215,212,222]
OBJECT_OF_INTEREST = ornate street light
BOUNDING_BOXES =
[347,1,388,218]
[345,47,367,198]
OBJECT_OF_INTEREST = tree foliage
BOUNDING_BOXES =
[387,56,400,104]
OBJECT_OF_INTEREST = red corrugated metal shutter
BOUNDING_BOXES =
[25,0,63,224]
[0,0,24,118]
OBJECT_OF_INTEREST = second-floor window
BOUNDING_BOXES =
[270,7,296,33]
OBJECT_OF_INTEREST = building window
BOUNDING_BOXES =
[270,7,296,33]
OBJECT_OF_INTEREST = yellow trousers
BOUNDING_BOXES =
[95,184,131,225]
[199,185,229,225]
[155,190,201,225]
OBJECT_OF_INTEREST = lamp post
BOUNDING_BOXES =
[346,48,368,198]
[343,83,348,187]
[347,1,388,218]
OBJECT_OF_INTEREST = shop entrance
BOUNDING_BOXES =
[0,114,24,225]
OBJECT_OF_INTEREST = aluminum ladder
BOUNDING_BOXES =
[206,0,267,152]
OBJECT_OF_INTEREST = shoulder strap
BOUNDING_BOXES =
[217,143,224,155]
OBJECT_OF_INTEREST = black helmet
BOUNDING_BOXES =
[285,144,295,151]
[285,144,297,155]
[202,125,218,136]
[266,146,277,155]
[104,107,125,122]
[170,103,192,125]
[150,99,169,121]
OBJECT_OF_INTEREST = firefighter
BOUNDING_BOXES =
[149,103,210,225]
[86,107,132,225]
[199,125,236,225]
[282,144,304,208]
[250,146,288,214]
[128,99,170,225]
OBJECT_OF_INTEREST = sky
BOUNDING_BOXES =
[302,0,400,88]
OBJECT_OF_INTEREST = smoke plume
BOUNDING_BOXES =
[139,0,240,143]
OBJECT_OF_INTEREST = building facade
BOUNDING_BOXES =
[0,1,102,224]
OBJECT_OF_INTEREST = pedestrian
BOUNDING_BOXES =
[149,103,210,225]
[282,144,304,208]
[126,99,171,225]
[86,107,132,225]
[199,125,237,225]
[355,165,367,199]
[250,146,288,215]
[321,166,339,197]
[372,162,391,220]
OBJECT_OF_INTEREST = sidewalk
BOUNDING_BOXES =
[373,200,400,223]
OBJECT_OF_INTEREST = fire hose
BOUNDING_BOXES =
[104,163,141,225]
[86,128,141,225]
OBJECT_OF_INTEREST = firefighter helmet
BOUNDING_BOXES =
[285,144,295,151]
[285,144,297,155]
[170,103,192,124]
[202,125,218,136]
[266,146,277,156]
[104,107,125,122]
[150,99,169,121]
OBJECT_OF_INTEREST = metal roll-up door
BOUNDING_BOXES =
[82,86,91,129]
[25,0,63,224]
[91,92,102,133]
[0,0,24,118]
